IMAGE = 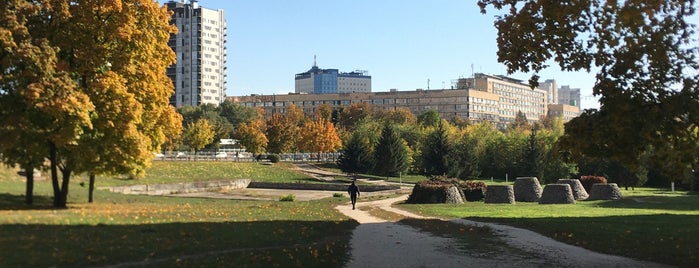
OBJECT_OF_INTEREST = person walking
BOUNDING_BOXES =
[348,180,360,210]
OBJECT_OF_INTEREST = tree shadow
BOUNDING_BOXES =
[465,214,698,267]
[0,220,356,267]
[0,193,56,211]
[590,195,699,211]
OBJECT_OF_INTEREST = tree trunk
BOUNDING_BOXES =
[88,174,95,203]
[49,142,61,207]
[57,166,72,208]
[24,166,34,205]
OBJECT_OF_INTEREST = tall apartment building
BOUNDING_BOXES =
[558,85,581,107]
[230,73,568,129]
[538,79,558,104]
[295,58,371,94]
[166,1,227,107]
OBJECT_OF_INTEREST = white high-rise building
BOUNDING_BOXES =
[166,1,227,107]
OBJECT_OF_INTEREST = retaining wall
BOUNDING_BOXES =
[104,179,251,195]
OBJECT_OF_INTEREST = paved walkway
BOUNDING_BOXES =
[335,195,670,268]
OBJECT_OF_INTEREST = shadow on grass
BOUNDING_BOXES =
[0,193,56,211]
[0,220,356,267]
[466,214,699,267]
[591,195,699,211]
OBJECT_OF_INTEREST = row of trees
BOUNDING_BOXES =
[336,108,578,184]
[161,96,695,190]
[170,102,342,156]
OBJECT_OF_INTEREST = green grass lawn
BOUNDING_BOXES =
[0,166,357,267]
[398,188,699,267]
[88,161,318,187]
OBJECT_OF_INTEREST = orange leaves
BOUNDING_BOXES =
[235,119,269,155]
[298,117,342,153]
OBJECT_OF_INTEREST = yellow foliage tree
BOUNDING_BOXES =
[184,119,216,155]
[235,119,268,156]
[0,0,181,207]
[298,118,342,153]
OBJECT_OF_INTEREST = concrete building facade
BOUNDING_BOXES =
[294,59,371,94]
[538,79,558,104]
[558,85,581,108]
[229,73,575,129]
[547,104,581,122]
[166,0,227,107]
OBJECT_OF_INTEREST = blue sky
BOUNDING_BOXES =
[206,1,601,109]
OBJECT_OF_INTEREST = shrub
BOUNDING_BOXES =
[406,179,452,203]
[460,180,487,201]
[279,194,296,202]
[580,175,607,193]
[407,176,485,203]
[333,193,344,198]
[268,154,281,163]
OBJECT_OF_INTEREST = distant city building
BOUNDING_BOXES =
[229,73,581,129]
[547,104,581,122]
[538,79,558,104]
[558,85,581,107]
[294,57,371,94]
[166,0,227,107]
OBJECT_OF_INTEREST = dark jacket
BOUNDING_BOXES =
[348,183,360,197]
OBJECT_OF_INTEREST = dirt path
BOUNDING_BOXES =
[336,195,671,268]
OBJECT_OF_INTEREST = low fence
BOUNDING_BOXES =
[154,152,340,163]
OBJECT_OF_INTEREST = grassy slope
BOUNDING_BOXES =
[0,164,357,267]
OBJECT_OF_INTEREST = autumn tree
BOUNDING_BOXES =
[479,0,699,182]
[376,107,417,126]
[1,0,181,207]
[337,102,372,130]
[184,119,216,155]
[235,119,268,156]
[315,104,333,121]
[298,118,342,153]
[0,0,89,204]
[266,104,303,154]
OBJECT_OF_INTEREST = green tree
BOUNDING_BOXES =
[519,126,543,178]
[337,131,374,175]
[479,0,699,182]
[421,121,452,176]
[373,124,409,177]
[417,109,441,128]
[509,111,530,131]
[448,131,481,180]
[219,100,259,128]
